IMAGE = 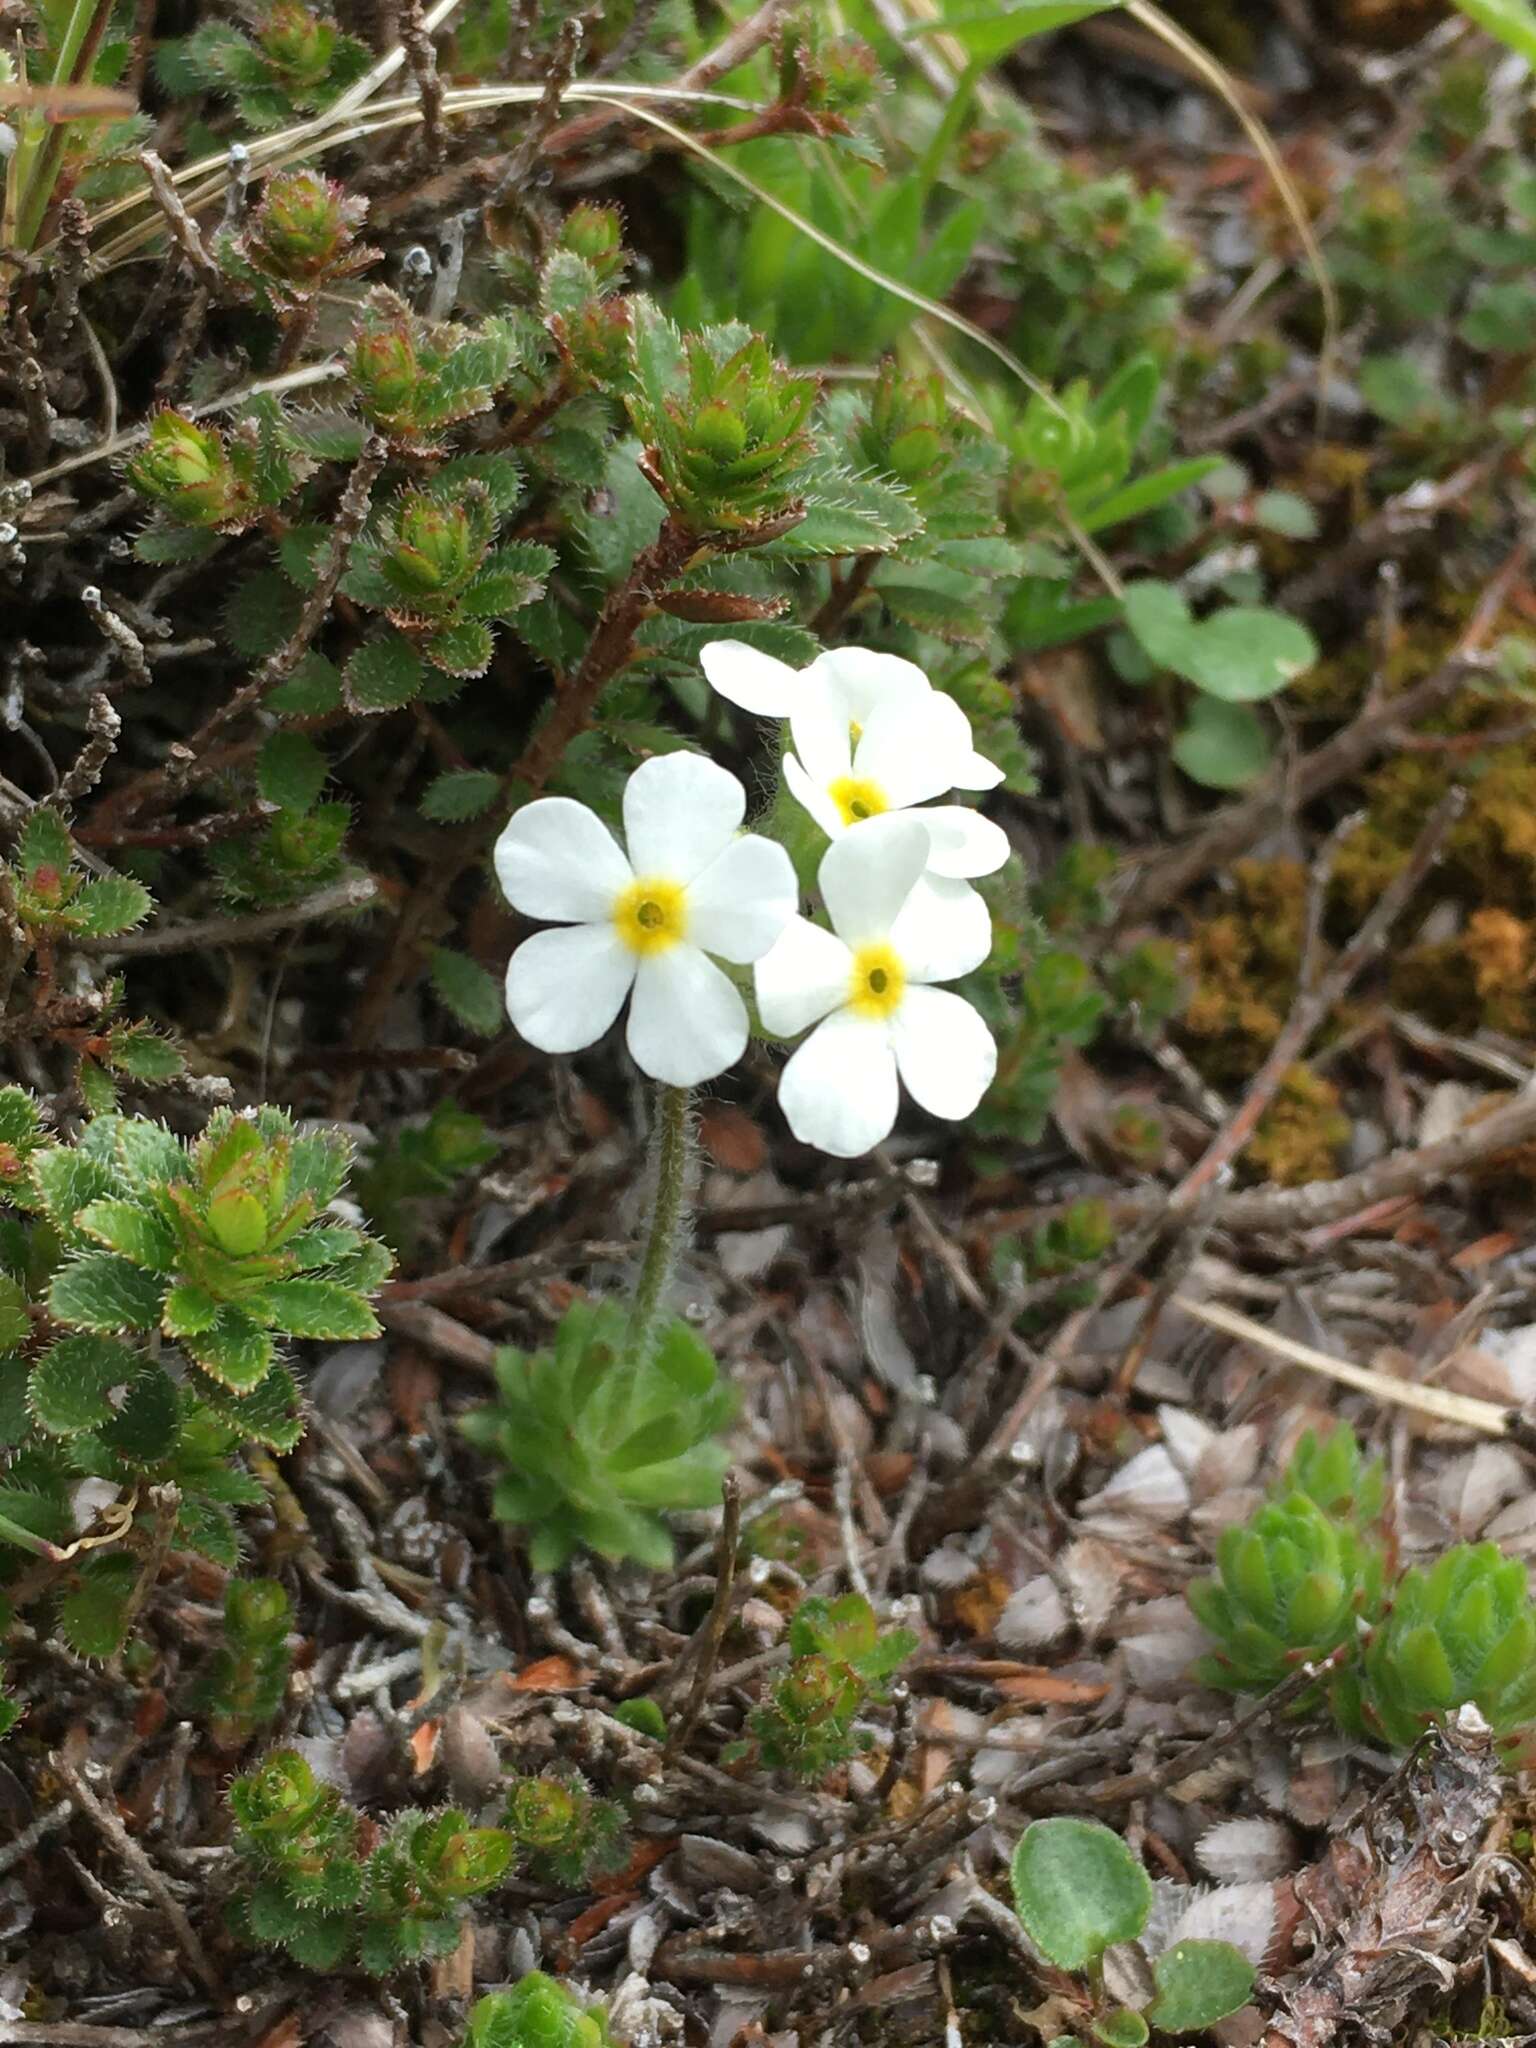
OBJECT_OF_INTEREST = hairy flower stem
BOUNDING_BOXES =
[626,1084,694,1365]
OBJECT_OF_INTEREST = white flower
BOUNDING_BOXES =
[701,641,1003,792]
[755,814,997,1158]
[495,753,797,1088]
[700,640,1008,882]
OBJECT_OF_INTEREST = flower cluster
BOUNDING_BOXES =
[495,645,1009,1155]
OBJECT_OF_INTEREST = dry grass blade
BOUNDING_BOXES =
[575,92,1069,417]
[1174,1294,1511,1436]
[1124,0,1339,401]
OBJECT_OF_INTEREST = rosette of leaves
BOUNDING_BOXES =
[127,401,311,553]
[626,303,817,536]
[219,168,380,313]
[173,1,371,129]
[228,1749,514,1973]
[1282,1421,1387,1528]
[341,478,556,705]
[190,1577,293,1747]
[4,809,150,947]
[459,1297,734,1570]
[747,1593,915,1779]
[35,1103,390,1417]
[1348,1543,1536,1762]
[501,1769,628,1889]
[1010,1818,1255,2044]
[346,290,528,451]
[460,1972,619,2048]
[1187,1492,1384,1699]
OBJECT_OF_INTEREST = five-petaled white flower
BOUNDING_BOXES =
[701,641,1002,790]
[495,753,797,1088]
[700,640,1008,883]
[754,813,997,1158]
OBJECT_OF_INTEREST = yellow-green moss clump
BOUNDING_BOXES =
[1248,1065,1351,1187]
[1179,858,1308,1082]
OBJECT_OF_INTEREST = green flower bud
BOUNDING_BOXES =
[258,0,334,85]
[561,201,622,265]
[692,400,749,464]
[207,1186,268,1257]
[349,316,419,417]
[387,492,478,595]
[127,410,256,529]
[244,169,371,288]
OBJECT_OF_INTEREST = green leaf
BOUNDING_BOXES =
[29,1335,140,1434]
[430,949,504,1037]
[0,1274,29,1352]
[420,769,502,823]
[1146,1940,1256,2033]
[424,616,494,677]
[31,1147,121,1237]
[17,808,73,879]
[1454,0,1536,66]
[224,569,304,659]
[911,1,1118,61]
[1121,579,1193,670]
[269,652,343,717]
[258,731,328,814]
[189,1308,275,1392]
[345,635,425,712]
[134,525,221,565]
[162,1279,220,1336]
[1252,490,1319,540]
[1009,1818,1152,1970]
[60,1552,139,1658]
[1092,2013,1148,2048]
[190,1360,305,1451]
[75,1198,177,1270]
[461,543,556,619]
[1171,698,1273,791]
[1080,455,1222,535]
[99,1368,181,1463]
[1184,607,1318,703]
[102,1024,184,1082]
[49,1255,165,1334]
[253,1278,381,1341]
[71,875,153,938]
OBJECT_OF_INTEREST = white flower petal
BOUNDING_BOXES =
[505,924,634,1053]
[700,639,797,717]
[920,805,1011,878]
[779,1010,900,1157]
[626,944,749,1086]
[819,814,931,947]
[755,916,854,1035]
[955,747,1005,792]
[494,798,631,922]
[783,750,843,841]
[687,834,798,962]
[787,690,851,788]
[623,752,745,883]
[809,646,932,725]
[891,875,993,983]
[891,984,996,1121]
[852,694,973,808]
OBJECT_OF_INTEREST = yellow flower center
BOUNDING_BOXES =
[613,876,688,956]
[828,776,888,827]
[848,941,905,1021]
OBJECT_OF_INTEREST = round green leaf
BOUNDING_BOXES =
[1171,697,1272,791]
[1009,1818,1153,1969]
[1147,1940,1255,2032]
[1121,579,1196,671]
[1093,2010,1149,2048]
[1184,607,1317,702]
